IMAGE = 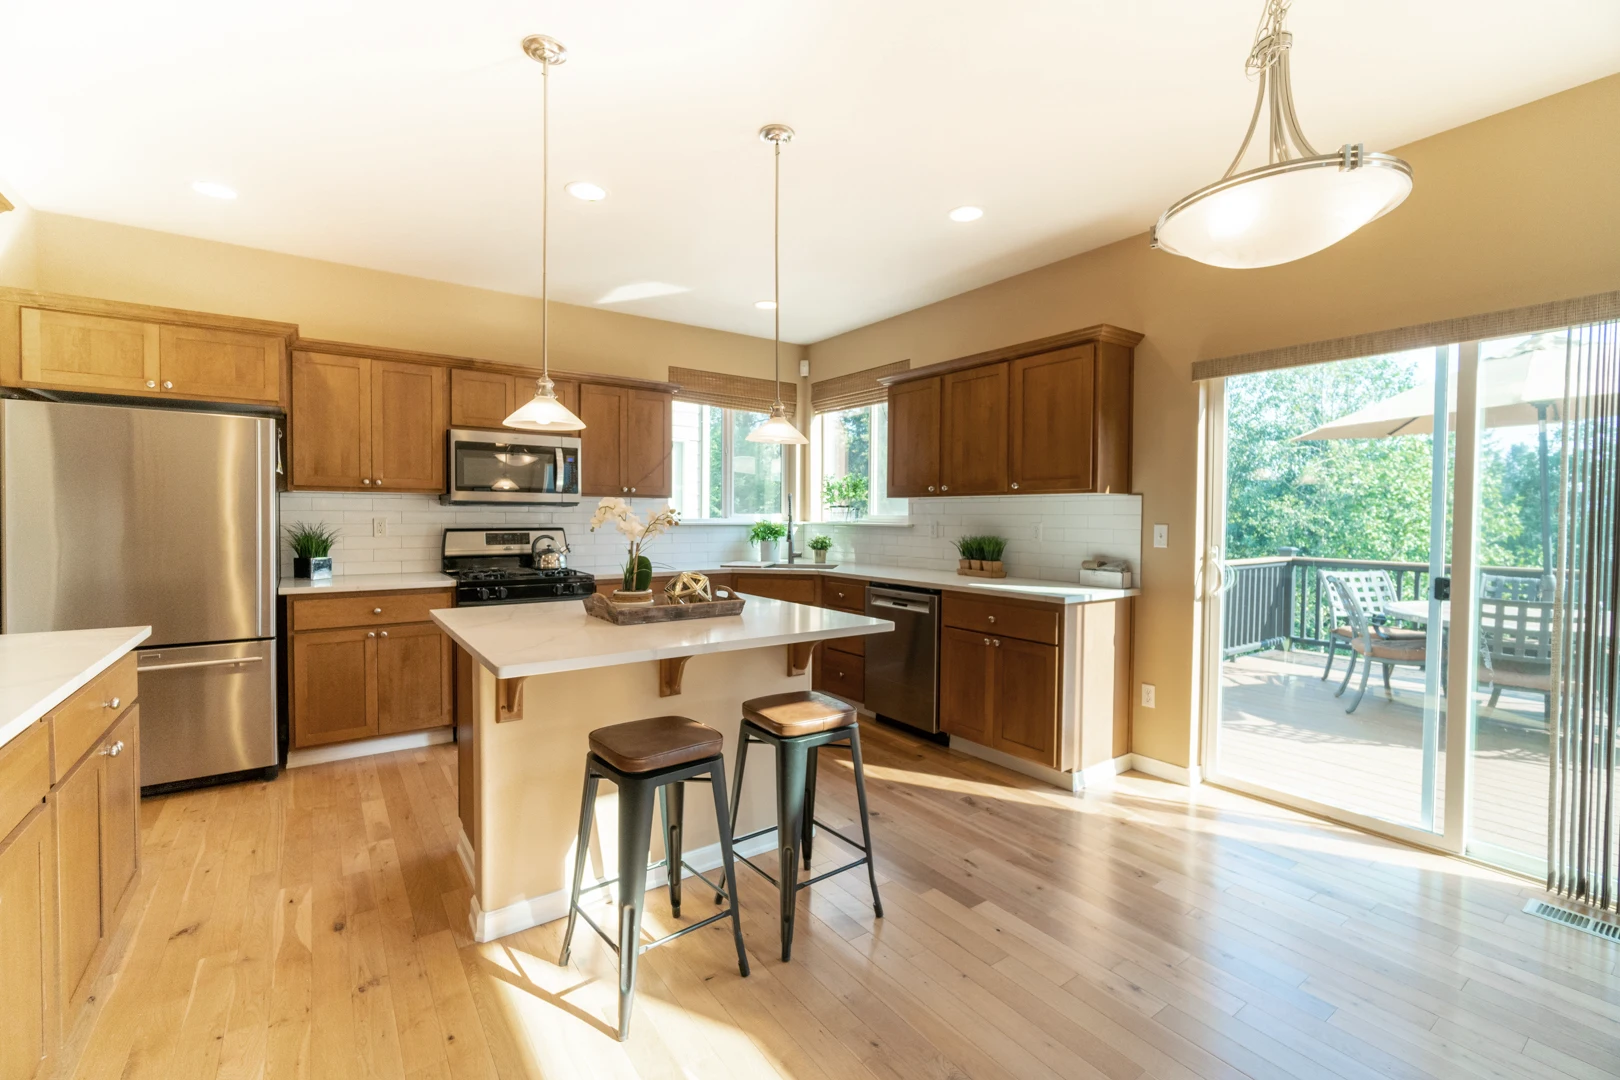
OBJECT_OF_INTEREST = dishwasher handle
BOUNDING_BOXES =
[867,587,937,614]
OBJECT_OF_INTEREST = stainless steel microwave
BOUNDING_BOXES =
[442,428,582,505]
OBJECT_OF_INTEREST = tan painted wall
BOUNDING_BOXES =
[17,211,803,383]
[805,74,1620,768]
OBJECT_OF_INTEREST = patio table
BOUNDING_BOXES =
[1386,600,1449,626]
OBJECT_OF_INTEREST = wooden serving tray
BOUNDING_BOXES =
[583,590,747,625]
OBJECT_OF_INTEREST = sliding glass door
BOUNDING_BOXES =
[1204,336,1551,875]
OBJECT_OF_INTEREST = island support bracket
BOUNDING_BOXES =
[658,656,691,697]
[497,678,526,722]
[786,641,818,677]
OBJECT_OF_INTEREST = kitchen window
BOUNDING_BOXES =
[671,400,785,519]
[811,402,907,521]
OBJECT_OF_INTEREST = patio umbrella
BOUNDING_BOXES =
[1293,347,1565,573]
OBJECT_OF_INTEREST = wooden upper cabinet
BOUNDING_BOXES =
[291,352,371,490]
[888,376,941,497]
[156,324,283,403]
[371,360,446,492]
[941,362,1009,495]
[624,389,672,498]
[450,368,517,429]
[884,325,1138,499]
[20,308,159,394]
[1010,344,1096,493]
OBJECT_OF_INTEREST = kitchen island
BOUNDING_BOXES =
[432,595,891,943]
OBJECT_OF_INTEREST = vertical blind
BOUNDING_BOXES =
[1549,318,1620,910]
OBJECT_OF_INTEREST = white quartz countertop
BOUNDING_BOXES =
[720,561,1139,605]
[279,572,456,596]
[0,626,151,752]
[433,596,892,680]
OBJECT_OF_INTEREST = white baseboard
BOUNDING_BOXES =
[470,832,778,944]
[946,739,1136,793]
[455,826,475,888]
[1125,754,1202,786]
[285,727,453,769]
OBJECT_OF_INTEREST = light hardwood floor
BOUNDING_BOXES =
[62,721,1618,1080]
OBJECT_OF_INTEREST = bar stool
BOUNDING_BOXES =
[559,716,749,1041]
[719,690,883,961]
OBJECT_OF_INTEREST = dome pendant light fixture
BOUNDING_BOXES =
[746,124,808,446]
[1152,0,1412,270]
[505,34,588,431]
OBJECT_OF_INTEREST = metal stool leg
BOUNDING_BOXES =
[558,758,600,967]
[660,781,685,917]
[846,725,884,918]
[774,738,810,961]
[707,760,750,977]
[802,745,819,871]
[614,776,656,1041]
[717,731,751,905]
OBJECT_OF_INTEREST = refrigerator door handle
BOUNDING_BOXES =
[139,656,265,673]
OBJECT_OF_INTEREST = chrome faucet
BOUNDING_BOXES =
[785,493,801,565]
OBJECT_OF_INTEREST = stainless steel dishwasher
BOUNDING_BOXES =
[864,584,940,734]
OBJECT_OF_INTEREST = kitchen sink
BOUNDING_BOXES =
[764,562,836,570]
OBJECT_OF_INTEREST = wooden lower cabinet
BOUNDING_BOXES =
[939,626,1060,767]
[54,758,102,1013]
[0,803,57,1080]
[734,573,820,606]
[289,590,454,750]
[818,646,865,703]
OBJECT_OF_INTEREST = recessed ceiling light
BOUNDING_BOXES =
[948,205,983,222]
[755,300,777,310]
[565,181,607,201]
[192,181,237,200]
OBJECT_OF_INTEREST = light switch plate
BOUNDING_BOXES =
[1141,683,1156,708]
[373,517,388,537]
[1152,524,1168,548]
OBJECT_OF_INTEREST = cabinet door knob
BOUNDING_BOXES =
[927,485,935,492]
[629,487,636,493]
[987,615,996,623]
[104,696,121,709]
[380,630,389,638]
[162,380,174,390]
[363,478,372,485]
[373,607,383,614]
[375,479,384,487]
[1010,482,1019,490]
[941,485,949,492]
[622,487,629,493]
[100,740,124,757]
[992,638,1001,647]
[983,637,991,645]
[145,380,157,389]
[367,631,376,638]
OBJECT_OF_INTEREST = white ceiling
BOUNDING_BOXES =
[3,2,1617,343]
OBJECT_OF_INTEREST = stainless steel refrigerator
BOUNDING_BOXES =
[2,398,279,790]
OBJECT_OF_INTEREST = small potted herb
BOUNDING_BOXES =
[821,474,870,521]
[980,535,1008,577]
[286,522,339,580]
[748,520,788,563]
[953,534,982,573]
[808,534,833,564]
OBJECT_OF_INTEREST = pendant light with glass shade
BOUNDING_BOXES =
[1151,0,1413,270]
[746,124,808,446]
[504,34,588,431]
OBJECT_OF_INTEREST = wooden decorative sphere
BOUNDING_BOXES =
[664,571,713,604]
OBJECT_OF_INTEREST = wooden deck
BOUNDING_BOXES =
[1219,647,1550,860]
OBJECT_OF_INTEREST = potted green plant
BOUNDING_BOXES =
[589,497,680,603]
[286,522,339,580]
[980,535,1008,577]
[953,534,982,574]
[748,520,788,563]
[808,534,833,564]
[821,474,870,521]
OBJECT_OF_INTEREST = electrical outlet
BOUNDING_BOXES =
[1140,683,1156,708]
[1152,523,1169,548]
[373,517,387,537]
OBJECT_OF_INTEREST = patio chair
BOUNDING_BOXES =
[1477,598,1555,724]
[1319,569,1426,681]
[1327,575,1430,714]
[1480,573,1546,602]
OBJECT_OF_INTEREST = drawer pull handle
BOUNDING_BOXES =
[373,608,383,615]
[104,696,121,710]
[100,740,125,757]
[140,656,263,673]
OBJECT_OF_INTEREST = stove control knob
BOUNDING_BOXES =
[497,586,509,600]
[476,587,491,602]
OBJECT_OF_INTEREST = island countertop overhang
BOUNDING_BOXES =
[432,597,892,680]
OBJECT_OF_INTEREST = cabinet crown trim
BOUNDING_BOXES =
[294,338,680,394]
[0,286,298,341]
[879,324,1143,386]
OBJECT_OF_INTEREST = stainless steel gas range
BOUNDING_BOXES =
[441,527,596,606]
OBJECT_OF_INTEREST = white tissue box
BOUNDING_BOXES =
[1078,568,1132,589]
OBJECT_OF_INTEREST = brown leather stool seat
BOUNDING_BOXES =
[588,716,724,774]
[742,690,855,737]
